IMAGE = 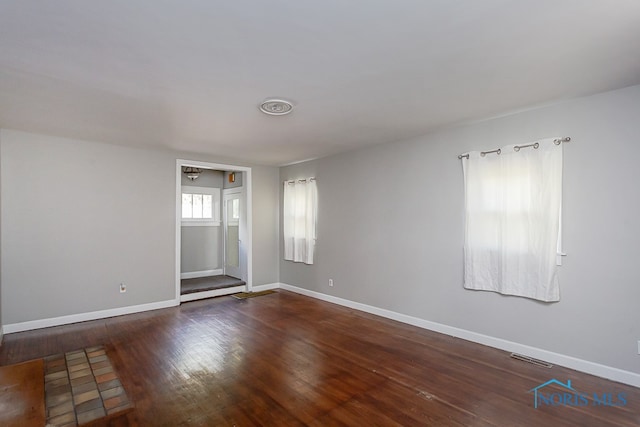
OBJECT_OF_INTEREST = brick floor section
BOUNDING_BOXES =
[44,346,131,426]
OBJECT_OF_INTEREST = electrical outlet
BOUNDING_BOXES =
[328,279,334,287]
[120,283,126,293]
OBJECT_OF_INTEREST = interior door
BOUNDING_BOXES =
[223,191,242,279]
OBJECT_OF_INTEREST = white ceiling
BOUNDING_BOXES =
[1,1,639,166]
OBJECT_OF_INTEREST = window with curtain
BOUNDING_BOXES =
[283,178,317,264]
[461,138,563,302]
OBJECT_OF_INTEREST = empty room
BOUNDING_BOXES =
[1,1,639,426]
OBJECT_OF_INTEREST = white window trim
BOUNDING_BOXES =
[181,219,221,227]
[182,185,219,194]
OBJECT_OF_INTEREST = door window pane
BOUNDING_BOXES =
[232,199,239,219]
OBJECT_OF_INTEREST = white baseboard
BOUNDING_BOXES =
[180,285,246,302]
[251,282,282,292]
[180,282,282,302]
[2,282,283,333]
[180,269,223,280]
[279,283,640,389]
[3,299,179,334]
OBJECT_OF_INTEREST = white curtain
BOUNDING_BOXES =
[462,138,563,302]
[283,178,317,264]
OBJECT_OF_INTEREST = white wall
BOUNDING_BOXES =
[0,129,280,325]
[181,227,222,273]
[0,129,3,341]
[251,166,280,286]
[223,170,243,189]
[280,84,640,375]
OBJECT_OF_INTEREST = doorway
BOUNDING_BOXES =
[176,160,252,303]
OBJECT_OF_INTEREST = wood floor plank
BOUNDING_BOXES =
[0,359,45,427]
[1,290,638,426]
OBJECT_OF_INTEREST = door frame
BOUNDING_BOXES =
[175,159,252,303]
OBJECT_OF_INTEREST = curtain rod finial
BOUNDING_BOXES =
[554,136,571,145]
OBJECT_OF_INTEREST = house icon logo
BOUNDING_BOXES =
[529,379,628,409]
[529,379,575,408]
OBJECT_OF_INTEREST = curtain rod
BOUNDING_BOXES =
[458,137,571,160]
[285,177,316,185]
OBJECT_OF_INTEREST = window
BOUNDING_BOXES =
[283,178,317,264]
[461,139,563,302]
[231,198,239,220]
[182,186,221,226]
[182,193,212,219]
[225,196,240,226]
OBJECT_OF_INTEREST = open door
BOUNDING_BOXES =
[223,189,242,280]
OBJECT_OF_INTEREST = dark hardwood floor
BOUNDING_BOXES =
[0,359,45,426]
[0,290,638,426]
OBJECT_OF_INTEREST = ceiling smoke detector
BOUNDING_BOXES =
[259,99,293,116]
